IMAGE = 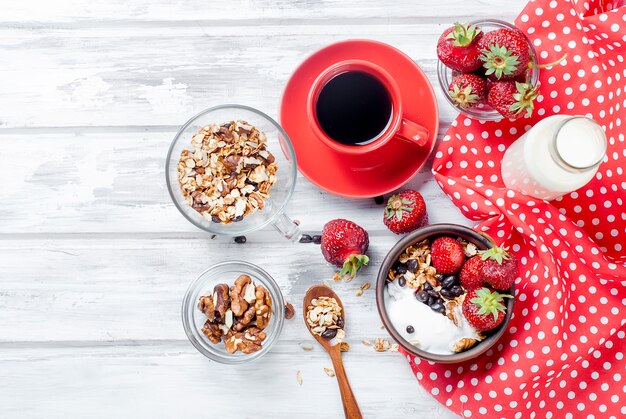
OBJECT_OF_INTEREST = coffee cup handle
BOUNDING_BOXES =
[396,119,430,147]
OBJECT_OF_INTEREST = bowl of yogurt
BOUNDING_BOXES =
[376,224,514,363]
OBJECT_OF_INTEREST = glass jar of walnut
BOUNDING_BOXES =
[182,261,286,364]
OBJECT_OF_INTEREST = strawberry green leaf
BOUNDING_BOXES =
[470,287,512,321]
[339,254,369,279]
[449,83,480,108]
[480,246,511,263]
[445,22,482,47]
[509,82,539,117]
[480,44,520,79]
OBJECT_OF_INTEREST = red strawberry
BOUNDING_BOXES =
[487,81,539,119]
[430,237,464,274]
[459,256,485,291]
[383,190,428,234]
[462,287,512,331]
[480,246,518,290]
[448,74,488,108]
[437,22,484,72]
[321,219,369,280]
[478,28,531,80]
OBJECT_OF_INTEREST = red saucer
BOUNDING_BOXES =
[280,39,439,198]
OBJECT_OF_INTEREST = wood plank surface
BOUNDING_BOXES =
[0,0,528,417]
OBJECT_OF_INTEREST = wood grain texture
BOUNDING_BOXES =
[0,0,527,417]
[0,130,468,234]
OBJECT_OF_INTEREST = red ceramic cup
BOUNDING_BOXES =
[306,60,430,156]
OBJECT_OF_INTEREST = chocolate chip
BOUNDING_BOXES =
[450,285,464,297]
[407,259,419,273]
[233,215,244,222]
[406,325,415,334]
[394,262,407,275]
[440,288,453,300]
[374,195,385,205]
[442,275,457,289]
[336,316,344,328]
[415,291,429,304]
[234,236,247,244]
[312,235,322,244]
[427,296,435,306]
[321,328,337,339]
[423,282,433,291]
[431,302,445,314]
[427,290,439,299]
[299,234,313,243]
[398,277,406,287]
[211,215,221,223]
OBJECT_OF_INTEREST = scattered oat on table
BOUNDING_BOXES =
[373,338,394,352]
[299,341,314,351]
[339,342,350,352]
[296,370,303,386]
[361,339,372,346]
[324,367,336,378]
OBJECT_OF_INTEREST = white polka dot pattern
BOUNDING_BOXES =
[406,1,626,417]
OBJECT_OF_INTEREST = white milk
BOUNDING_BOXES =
[501,115,606,200]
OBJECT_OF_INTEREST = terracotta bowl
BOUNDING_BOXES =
[376,223,515,363]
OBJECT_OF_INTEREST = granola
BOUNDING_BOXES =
[384,236,487,355]
[305,296,345,342]
[177,120,278,224]
[198,274,273,354]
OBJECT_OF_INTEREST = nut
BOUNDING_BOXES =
[339,342,350,352]
[452,337,479,352]
[254,284,272,329]
[198,295,215,321]
[213,284,230,321]
[230,274,252,316]
[233,305,256,332]
[284,303,295,320]
[201,319,223,344]
[197,274,272,354]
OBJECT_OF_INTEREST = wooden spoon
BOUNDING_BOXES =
[303,285,362,419]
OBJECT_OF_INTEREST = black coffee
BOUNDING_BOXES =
[316,71,392,146]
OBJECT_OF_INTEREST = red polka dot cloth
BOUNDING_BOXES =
[403,0,626,417]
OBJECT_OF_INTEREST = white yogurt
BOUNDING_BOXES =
[384,280,481,355]
[501,115,606,200]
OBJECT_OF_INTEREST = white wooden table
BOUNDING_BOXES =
[0,1,524,417]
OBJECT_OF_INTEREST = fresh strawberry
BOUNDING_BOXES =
[383,190,428,234]
[321,219,369,280]
[480,246,518,290]
[478,28,531,80]
[487,81,539,119]
[448,74,488,108]
[437,22,484,73]
[459,256,485,291]
[430,237,465,274]
[462,287,512,331]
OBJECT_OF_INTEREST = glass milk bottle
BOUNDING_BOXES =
[501,115,606,200]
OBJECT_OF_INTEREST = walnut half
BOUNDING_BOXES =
[254,284,272,329]
[452,338,479,353]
